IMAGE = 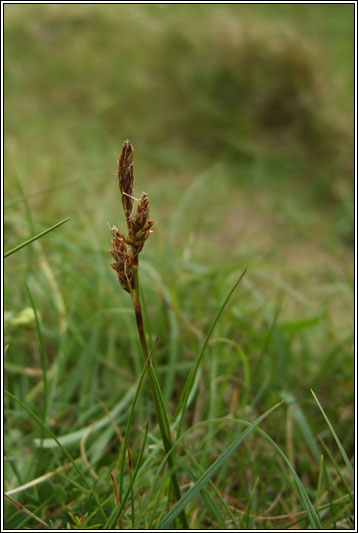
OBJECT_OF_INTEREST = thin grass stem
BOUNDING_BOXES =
[127,442,135,528]
[131,254,189,529]
[119,338,158,500]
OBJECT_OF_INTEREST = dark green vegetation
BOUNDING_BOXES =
[4,4,354,529]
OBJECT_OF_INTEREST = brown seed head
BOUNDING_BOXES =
[110,225,134,293]
[118,140,134,222]
[129,192,154,253]
[110,141,153,288]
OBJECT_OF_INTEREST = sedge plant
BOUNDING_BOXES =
[109,140,189,529]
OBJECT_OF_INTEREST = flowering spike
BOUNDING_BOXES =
[111,141,153,291]
[118,140,134,222]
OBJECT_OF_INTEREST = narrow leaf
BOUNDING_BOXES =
[119,337,157,499]
[311,389,354,481]
[176,268,247,435]
[157,400,281,529]
[4,217,70,258]
[25,285,47,425]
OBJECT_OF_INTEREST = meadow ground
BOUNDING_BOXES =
[4,4,354,529]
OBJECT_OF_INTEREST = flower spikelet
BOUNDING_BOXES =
[118,140,134,222]
[110,225,134,293]
[129,192,155,253]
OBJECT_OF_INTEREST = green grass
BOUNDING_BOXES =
[4,4,354,529]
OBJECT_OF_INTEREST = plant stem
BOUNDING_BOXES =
[131,253,189,529]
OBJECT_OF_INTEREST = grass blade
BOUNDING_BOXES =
[4,390,106,522]
[255,424,322,529]
[156,400,281,529]
[132,409,322,530]
[183,451,240,528]
[134,421,149,477]
[25,285,47,426]
[311,389,354,481]
[318,436,354,504]
[281,391,321,462]
[127,442,135,528]
[176,268,247,436]
[315,454,325,506]
[4,217,70,258]
[119,338,158,500]
[34,386,135,448]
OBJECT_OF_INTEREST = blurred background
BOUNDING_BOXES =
[4,4,354,528]
[4,5,354,247]
[4,2,354,367]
